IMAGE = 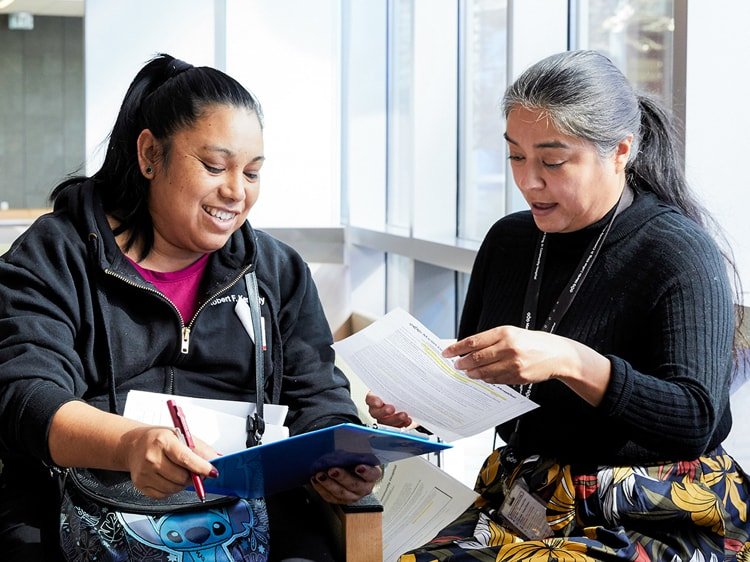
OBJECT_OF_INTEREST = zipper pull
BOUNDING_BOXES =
[181,326,191,354]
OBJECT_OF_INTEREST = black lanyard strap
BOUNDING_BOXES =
[521,187,632,335]
[514,187,633,408]
[244,269,266,447]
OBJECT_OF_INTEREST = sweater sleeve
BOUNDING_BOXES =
[0,229,90,465]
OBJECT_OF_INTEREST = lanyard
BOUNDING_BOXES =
[512,187,633,427]
[244,270,266,447]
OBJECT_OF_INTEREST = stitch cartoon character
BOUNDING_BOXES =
[118,500,263,561]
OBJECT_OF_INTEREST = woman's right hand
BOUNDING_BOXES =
[365,391,414,428]
[123,425,218,499]
[49,401,219,499]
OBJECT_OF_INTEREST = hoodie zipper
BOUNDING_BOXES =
[179,264,254,352]
[104,263,254,355]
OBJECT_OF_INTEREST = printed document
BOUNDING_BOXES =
[332,307,537,441]
[123,390,289,454]
[374,456,478,561]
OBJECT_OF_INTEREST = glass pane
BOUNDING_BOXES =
[458,0,508,243]
[456,270,471,327]
[386,0,415,232]
[0,15,84,211]
[386,253,412,312]
[579,0,674,103]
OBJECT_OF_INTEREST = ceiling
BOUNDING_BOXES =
[0,0,83,17]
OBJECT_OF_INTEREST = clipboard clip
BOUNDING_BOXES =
[246,412,265,447]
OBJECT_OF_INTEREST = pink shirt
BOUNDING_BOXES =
[128,254,210,322]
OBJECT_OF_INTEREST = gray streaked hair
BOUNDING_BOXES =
[503,50,640,163]
[502,49,698,225]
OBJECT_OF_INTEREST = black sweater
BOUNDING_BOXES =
[460,191,735,465]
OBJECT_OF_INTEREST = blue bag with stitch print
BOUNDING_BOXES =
[58,467,269,561]
[58,271,272,561]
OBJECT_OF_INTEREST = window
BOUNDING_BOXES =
[575,0,675,104]
[387,0,416,233]
[458,0,509,243]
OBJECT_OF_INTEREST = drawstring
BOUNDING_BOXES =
[88,232,121,415]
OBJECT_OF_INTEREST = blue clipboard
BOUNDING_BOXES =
[202,423,450,499]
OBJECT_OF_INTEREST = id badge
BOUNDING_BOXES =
[499,479,553,540]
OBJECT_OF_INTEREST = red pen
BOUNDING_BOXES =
[166,399,206,503]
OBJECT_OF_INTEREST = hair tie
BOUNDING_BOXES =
[167,58,194,79]
[143,57,194,109]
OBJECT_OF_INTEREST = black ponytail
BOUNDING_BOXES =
[627,95,704,227]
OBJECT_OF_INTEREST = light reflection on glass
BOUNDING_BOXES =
[458,0,509,243]
[580,0,675,104]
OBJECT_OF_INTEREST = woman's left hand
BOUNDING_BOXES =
[443,325,611,406]
[310,464,382,504]
[443,325,574,385]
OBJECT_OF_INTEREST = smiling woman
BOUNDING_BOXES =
[129,105,265,272]
[0,53,380,562]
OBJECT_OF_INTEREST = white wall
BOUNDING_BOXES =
[225,0,342,229]
[684,1,750,470]
[84,0,342,230]
[684,2,750,304]
[84,0,216,174]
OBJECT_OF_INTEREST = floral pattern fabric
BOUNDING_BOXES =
[400,447,750,561]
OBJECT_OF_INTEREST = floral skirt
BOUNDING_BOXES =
[399,447,750,561]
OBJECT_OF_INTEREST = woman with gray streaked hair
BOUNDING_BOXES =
[370,50,750,560]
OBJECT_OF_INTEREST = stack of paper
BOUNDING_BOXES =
[375,456,479,561]
[123,390,289,453]
[332,307,538,442]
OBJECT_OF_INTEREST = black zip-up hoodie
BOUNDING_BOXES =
[0,180,359,472]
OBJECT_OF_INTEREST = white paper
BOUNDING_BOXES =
[332,307,538,441]
[234,298,255,343]
[374,456,478,561]
[123,390,289,453]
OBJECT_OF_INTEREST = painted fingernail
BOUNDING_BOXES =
[208,468,219,478]
[317,473,328,482]
[329,469,341,478]
[355,466,367,475]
